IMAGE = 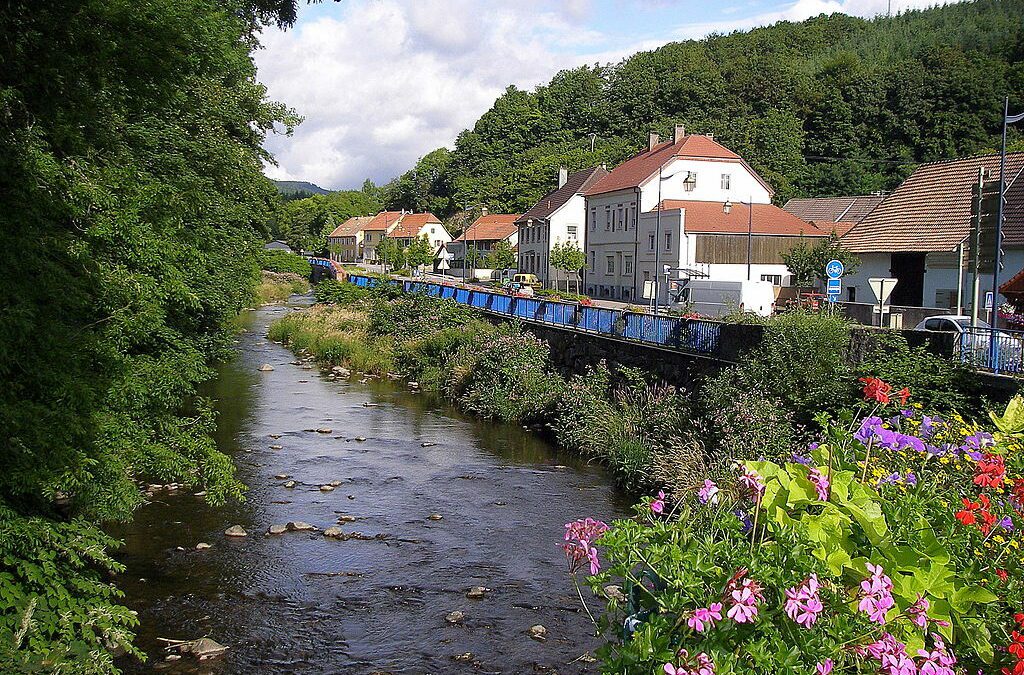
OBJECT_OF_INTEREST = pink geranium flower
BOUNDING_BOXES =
[686,602,723,633]
[651,490,666,514]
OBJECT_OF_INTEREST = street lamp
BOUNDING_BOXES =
[723,196,754,281]
[652,162,689,314]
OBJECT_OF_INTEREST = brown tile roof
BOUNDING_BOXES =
[385,212,444,239]
[516,166,609,224]
[783,195,884,227]
[656,200,824,237]
[455,214,520,241]
[1000,265,1024,295]
[363,211,404,231]
[842,153,1024,253]
[327,215,373,238]
[583,134,772,197]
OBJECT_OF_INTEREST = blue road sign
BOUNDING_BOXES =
[826,278,842,293]
[826,259,844,279]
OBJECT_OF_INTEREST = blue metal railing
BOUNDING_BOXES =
[955,326,1024,375]
[344,274,723,355]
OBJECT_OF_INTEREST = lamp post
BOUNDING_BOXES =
[652,162,689,314]
[723,196,754,281]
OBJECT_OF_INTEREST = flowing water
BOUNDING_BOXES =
[111,299,627,674]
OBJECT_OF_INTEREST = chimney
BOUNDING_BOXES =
[648,132,660,151]
[674,125,685,144]
[480,206,488,217]
[705,133,714,140]
[558,166,568,188]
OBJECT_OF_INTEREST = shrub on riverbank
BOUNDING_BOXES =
[268,305,395,376]
[256,271,310,304]
[259,249,312,276]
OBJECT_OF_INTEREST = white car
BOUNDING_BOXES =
[915,315,1022,371]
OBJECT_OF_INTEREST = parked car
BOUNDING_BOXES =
[508,273,542,289]
[914,315,1023,372]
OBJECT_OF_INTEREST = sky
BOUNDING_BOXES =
[255,0,958,191]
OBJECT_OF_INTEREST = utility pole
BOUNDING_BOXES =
[746,196,753,282]
[971,166,984,328]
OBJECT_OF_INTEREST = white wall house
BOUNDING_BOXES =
[582,126,782,302]
[842,152,1024,316]
[516,166,608,288]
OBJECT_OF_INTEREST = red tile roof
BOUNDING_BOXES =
[516,166,608,224]
[363,211,404,231]
[583,134,772,197]
[327,215,373,238]
[1000,265,1024,295]
[385,212,444,239]
[656,200,824,237]
[842,153,1024,253]
[455,214,520,241]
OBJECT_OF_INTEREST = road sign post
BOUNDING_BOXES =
[868,277,898,327]
[825,259,844,304]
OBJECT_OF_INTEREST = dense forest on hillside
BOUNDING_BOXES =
[271,186,382,251]
[0,0,301,670]
[383,0,1024,217]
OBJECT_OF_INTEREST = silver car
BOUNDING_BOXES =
[915,315,1023,372]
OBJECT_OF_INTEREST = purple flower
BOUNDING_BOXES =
[999,516,1015,532]
[697,480,719,505]
[808,467,830,501]
[791,453,812,465]
[726,587,758,623]
[650,490,666,515]
[858,563,895,625]
[733,509,753,534]
[815,660,833,675]
[855,416,884,444]
[686,602,723,633]
[784,574,823,628]
[904,472,918,487]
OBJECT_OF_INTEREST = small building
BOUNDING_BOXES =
[360,211,404,263]
[782,195,884,236]
[516,166,608,288]
[264,240,294,252]
[385,212,451,250]
[450,211,520,268]
[326,215,372,263]
[637,200,824,296]
[582,126,781,302]
[841,152,1024,311]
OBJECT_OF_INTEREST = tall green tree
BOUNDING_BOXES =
[550,241,587,294]
[406,235,436,271]
[0,0,298,670]
[484,239,516,269]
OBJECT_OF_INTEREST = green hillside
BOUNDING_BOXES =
[383,0,1024,216]
[273,179,331,197]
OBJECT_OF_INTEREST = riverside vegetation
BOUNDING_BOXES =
[274,280,1018,674]
[0,0,307,671]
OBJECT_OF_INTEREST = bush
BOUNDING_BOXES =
[268,305,394,376]
[256,271,309,304]
[314,278,371,306]
[446,323,564,423]
[700,372,798,468]
[258,249,312,276]
[395,320,493,389]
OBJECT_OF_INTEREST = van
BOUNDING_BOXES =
[511,273,542,289]
[670,279,776,317]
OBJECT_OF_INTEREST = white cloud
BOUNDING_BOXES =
[257,0,966,190]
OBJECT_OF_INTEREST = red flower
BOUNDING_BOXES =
[1010,631,1024,659]
[1012,479,1024,507]
[1015,612,1024,626]
[974,453,1007,488]
[998,569,1009,581]
[896,387,910,405]
[956,497,980,526]
[859,377,892,404]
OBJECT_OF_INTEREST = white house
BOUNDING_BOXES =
[384,212,451,250]
[841,152,1024,313]
[516,166,608,288]
[582,126,812,303]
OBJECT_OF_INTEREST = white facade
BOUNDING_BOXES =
[585,151,772,301]
[518,194,586,287]
[842,249,1024,313]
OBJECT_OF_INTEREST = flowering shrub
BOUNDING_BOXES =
[564,381,1024,674]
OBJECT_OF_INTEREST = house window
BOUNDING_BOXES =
[430,227,436,234]
[606,256,615,274]
[624,256,633,275]
[848,287,858,303]
[590,208,596,231]
[590,251,595,270]
[649,232,655,251]
[721,174,731,191]
[665,231,672,250]
[760,274,782,285]
[567,225,578,240]
[617,206,624,230]
[605,207,611,231]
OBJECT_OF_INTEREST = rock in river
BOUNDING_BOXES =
[323,526,346,539]
[316,427,333,434]
[195,542,212,550]
[528,624,547,641]
[465,586,490,599]
[179,637,229,660]
[274,473,290,480]
[223,525,247,537]
[428,513,443,521]
[267,524,287,535]
[445,610,464,624]
[283,480,297,488]
[287,521,316,531]
[258,364,274,372]
[320,484,335,492]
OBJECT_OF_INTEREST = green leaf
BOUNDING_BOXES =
[949,585,999,613]
[989,394,1024,434]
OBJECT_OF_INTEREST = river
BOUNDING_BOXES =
[111,299,628,674]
